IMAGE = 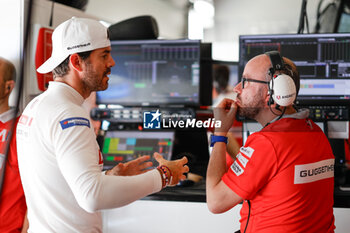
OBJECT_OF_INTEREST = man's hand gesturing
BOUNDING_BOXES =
[154,152,189,186]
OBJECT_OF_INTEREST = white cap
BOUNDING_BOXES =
[37,17,111,74]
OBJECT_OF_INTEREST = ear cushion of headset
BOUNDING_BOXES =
[271,74,296,107]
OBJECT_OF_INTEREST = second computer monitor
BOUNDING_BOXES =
[97,39,212,107]
[239,33,350,103]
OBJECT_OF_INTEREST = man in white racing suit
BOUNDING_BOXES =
[17,17,188,233]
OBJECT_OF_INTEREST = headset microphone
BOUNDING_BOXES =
[265,51,296,107]
[270,73,296,106]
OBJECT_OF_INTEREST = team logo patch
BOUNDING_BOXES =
[60,117,90,130]
[294,158,334,184]
[240,146,255,158]
[231,148,254,176]
[236,153,249,168]
[143,110,161,129]
[231,161,244,176]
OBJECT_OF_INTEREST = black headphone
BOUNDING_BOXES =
[265,51,296,107]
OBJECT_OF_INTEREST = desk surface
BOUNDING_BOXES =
[144,179,206,202]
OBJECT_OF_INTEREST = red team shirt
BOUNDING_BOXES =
[0,114,27,232]
[222,116,335,233]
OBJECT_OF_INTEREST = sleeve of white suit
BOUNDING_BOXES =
[52,110,162,213]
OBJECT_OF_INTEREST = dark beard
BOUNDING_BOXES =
[237,106,261,120]
[237,91,266,120]
[81,63,110,92]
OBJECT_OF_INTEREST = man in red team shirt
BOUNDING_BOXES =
[0,57,28,232]
[206,51,335,233]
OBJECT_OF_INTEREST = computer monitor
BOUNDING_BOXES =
[96,39,212,107]
[239,33,350,103]
[101,130,175,170]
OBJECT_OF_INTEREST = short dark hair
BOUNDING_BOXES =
[52,50,92,78]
